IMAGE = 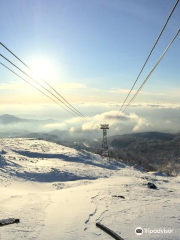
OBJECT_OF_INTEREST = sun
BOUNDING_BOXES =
[32,61,50,80]
[29,57,58,86]
[33,64,49,79]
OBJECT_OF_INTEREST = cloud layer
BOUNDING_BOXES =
[1,102,180,138]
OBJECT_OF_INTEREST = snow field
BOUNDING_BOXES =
[0,138,180,240]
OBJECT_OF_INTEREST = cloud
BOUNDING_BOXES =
[44,123,67,129]
[165,120,171,124]
[65,117,81,124]
[79,102,116,107]
[92,110,139,122]
[81,110,140,131]
[69,127,76,132]
[58,83,87,89]
[0,83,22,90]
[82,122,98,131]
[78,102,180,109]
[78,87,166,97]
[133,118,153,132]
[1,101,180,136]
[146,103,180,109]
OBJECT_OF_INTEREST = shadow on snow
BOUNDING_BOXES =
[12,150,125,170]
[10,169,98,182]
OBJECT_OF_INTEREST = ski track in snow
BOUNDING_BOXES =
[95,209,109,222]
[91,192,100,202]
[84,206,97,226]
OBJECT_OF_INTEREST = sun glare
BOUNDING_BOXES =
[29,58,58,89]
[32,61,50,80]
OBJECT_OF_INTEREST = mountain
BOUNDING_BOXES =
[109,131,175,142]
[108,132,180,176]
[0,114,56,125]
[0,114,28,124]
[23,132,59,140]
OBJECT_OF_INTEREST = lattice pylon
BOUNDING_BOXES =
[100,124,109,158]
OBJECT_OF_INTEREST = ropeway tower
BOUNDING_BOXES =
[100,124,109,158]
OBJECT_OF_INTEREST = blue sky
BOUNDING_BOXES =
[0,0,180,133]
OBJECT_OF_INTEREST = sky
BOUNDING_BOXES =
[0,0,180,135]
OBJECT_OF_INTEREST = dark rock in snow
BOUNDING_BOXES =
[112,195,125,199]
[0,218,20,226]
[147,182,157,189]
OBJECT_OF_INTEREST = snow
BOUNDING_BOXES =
[83,143,90,148]
[0,138,180,240]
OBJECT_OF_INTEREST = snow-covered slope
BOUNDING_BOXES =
[0,138,124,184]
[0,138,179,240]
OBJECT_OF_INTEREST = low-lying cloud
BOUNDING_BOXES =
[1,102,180,138]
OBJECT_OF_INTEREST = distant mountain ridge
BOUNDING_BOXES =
[0,114,55,125]
[0,114,28,124]
[109,131,175,141]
